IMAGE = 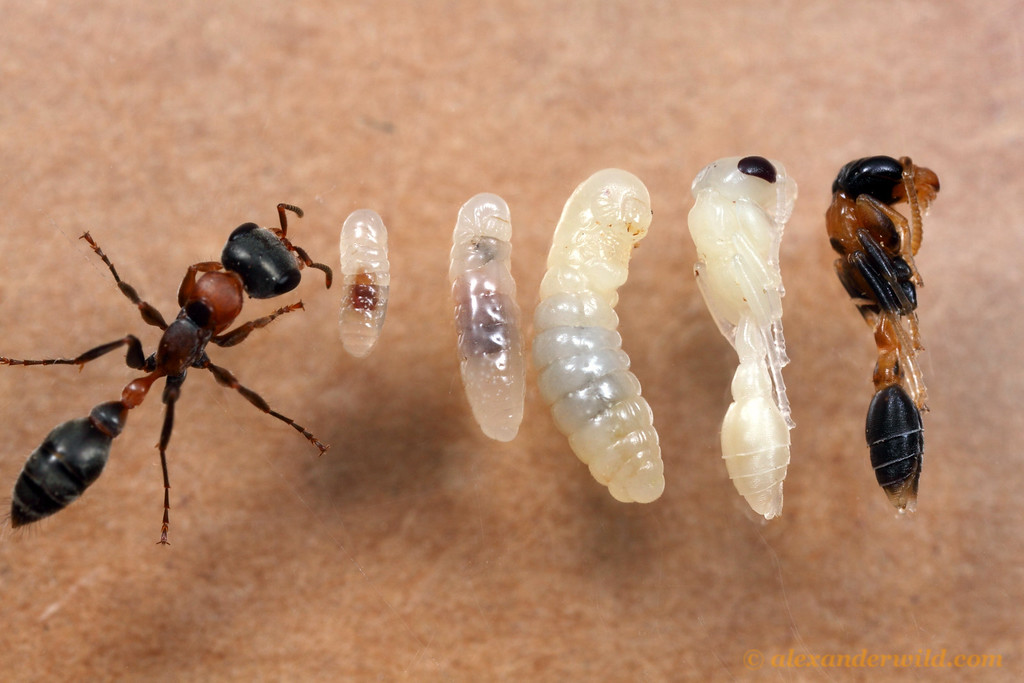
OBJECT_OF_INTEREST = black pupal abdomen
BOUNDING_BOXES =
[832,156,904,203]
[221,224,301,299]
[10,404,124,527]
[866,384,923,511]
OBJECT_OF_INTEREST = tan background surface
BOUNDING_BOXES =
[0,1,1021,680]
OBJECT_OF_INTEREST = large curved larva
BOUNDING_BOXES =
[688,156,796,519]
[533,168,664,503]
[339,209,390,358]
[449,193,525,442]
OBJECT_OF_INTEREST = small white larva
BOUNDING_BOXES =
[533,169,664,503]
[687,155,796,519]
[339,209,390,358]
[449,193,525,442]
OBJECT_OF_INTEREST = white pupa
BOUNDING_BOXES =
[449,193,525,442]
[688,155,796,519]
[339,209,390,358]
[533,169,664,503]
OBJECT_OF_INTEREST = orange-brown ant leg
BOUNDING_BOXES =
[176,261,224,307]
[212,301,305,348]
[2,335,147,370]
[202,360,329,455]
[853,196,923,285]
[80,233,169,330]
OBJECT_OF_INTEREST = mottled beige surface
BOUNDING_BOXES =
[0,2,1020,680]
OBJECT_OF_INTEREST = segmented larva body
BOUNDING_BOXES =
[449,193,525,442]
[339,209,390,357]
[533,169,664,503]
[688,156,796,519]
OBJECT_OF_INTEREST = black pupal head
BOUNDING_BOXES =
[737,156,777,183]
[832,156,904,203]
[221,223,301,299]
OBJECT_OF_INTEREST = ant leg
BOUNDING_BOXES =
[851,232,918,319]
[853,196,923,285]
[80,233,169,330]
[156,375,184,545]
[201,360,329,455]
[212,301,304,348]
[2,335,147,370]
[851,250,922,350]
[273,203,333,289]
[177,261,224,307]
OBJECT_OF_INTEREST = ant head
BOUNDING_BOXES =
[221,224,302,299]
[833,156,904,203]
[692,156,796,224]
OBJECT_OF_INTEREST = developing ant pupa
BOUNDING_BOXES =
[449,193,525,442]
[688,156,796,519]
[826,155,939,511]
[533,169,664,503]
[339,209,390,357]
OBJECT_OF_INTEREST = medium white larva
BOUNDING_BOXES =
[533,169,664,503]
[449,193,525,442]
[339,209,390,358]
[687,155,796,519]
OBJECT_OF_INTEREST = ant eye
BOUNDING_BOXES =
[737,156,777,183]
[222,224,301,298]
[832,156,903,202]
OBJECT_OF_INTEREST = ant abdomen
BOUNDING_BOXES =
[10,401,127,527]
[865,384,923,511]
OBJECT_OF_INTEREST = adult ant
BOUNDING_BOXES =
[2,203,332,544]
[826,156,939,511]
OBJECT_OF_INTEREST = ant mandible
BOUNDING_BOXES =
[826,156,939,511]
[2,203,332,544]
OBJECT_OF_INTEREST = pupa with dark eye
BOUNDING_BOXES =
[688,155,797,519]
